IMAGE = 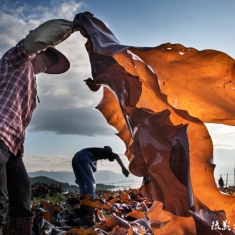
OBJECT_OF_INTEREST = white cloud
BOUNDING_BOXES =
[205,124,235,186]
[0,1,86,52]
[24,153,130,173]
[23,154,73,172]
[58,1,84,19]
[206,124,235,150]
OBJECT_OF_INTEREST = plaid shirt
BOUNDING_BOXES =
[0,39,37,156]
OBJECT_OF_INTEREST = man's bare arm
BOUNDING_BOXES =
[116,156,130,177]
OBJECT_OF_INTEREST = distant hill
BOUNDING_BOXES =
[29,176,116,191]
[28,171,75,185]
[27,170,143,186]
[29,176,79,191]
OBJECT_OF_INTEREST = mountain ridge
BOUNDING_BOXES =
[29,176,116,191]
[27,170,142,186]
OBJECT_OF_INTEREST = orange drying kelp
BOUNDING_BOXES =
[65,227,96,235]
[29,189,156,234]
[119,191,132,203]
[125,210,146,220]
[80,198,103,209]
[73,12,235,234]
[147,201,196,235]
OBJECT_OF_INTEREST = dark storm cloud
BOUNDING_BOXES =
[28,106,116,136]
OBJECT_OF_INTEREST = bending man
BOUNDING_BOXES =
[72,146,130,199]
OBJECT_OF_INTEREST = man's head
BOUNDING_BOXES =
[104,146,112,152]
[32,47,70,75]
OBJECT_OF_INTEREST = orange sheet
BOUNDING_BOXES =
[74,12,235,234]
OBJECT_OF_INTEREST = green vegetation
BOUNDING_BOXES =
[29,176,79,191]
[31,193,66,204]
[45,193,66,204]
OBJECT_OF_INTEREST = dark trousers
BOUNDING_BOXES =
[72,149,97,199]
[0,140,33,226]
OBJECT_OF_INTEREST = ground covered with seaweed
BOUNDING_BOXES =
[3,183,235,234]
[31,184,154,235]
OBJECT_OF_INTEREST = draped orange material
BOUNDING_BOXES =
[74,13,235,234]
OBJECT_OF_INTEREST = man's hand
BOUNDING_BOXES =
[115,156,130,177]
[122,167,130,177]
[73,11,94,24]
[84,78,101,91]
[72,11,94,33]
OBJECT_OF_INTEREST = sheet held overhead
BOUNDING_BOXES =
[74,12,235,234]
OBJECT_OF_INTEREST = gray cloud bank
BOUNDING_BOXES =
[29,107,114,136]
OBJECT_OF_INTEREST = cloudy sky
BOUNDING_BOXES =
[1,0,235,185]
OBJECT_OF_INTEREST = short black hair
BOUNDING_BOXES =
[42,49,60,66]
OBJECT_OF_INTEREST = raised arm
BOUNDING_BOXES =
[24,19,75,54]
[115,156,130,177]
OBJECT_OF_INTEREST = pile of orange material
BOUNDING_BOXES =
[30,189,196,234]
[72,12,235,234]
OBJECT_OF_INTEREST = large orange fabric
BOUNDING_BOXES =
[74,13,235,234]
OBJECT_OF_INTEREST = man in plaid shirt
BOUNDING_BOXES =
[0,16,79,234]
